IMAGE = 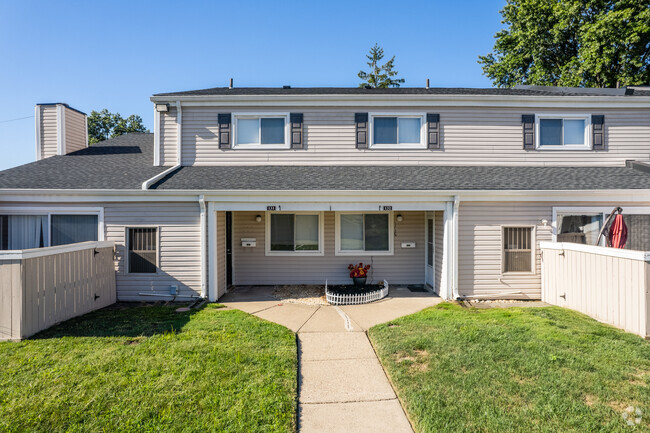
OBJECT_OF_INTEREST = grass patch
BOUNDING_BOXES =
[369,303,650,433]
[0,303,296,433]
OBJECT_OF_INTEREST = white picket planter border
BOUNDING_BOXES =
[325,280,389,305]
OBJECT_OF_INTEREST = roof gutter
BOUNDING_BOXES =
[141,164,181,190]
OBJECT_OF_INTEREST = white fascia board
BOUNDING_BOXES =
[4,188,650,205]
[540,241,650,261]
[150,94,650,109]
[56,104,65,155]
[0,241,114,260]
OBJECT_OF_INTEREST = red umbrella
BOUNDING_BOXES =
[608,214,628,249]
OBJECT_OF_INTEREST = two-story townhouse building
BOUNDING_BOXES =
[1,86,650,302]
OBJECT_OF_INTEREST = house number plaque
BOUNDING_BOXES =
[382,205,393,211]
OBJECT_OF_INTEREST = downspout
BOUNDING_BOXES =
[199,195,207,299]
[452,195,460,300]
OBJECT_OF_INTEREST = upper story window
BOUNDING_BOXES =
[370,113,425,149]
[537,114,590,150]
[233,113,290,149]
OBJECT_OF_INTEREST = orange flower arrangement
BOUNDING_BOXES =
[348,262,371,278]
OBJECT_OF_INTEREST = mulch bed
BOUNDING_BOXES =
[326,284,384,295]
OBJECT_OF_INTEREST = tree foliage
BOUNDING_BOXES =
[87,109,149,144]
[479,0,650,88]
[358,44,406,88]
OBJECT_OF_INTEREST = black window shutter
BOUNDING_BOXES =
[290,113,303,149]
[592,115,605,150]
[355,113,368,149]
[522,114,535,150]
[218,113,231,149]
[427,113,440,149]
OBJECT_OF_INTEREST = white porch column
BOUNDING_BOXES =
[207,202,218,302]
[441,197,460,300]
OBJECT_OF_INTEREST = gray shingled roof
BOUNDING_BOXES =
[0,133,165,189]
[151,165,650,191]
[1,133,650,191]
[153,86,648,97]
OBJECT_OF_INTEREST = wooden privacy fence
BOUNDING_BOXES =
[541,241,650,339]
[0,241,116,341]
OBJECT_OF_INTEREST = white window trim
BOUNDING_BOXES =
[335,211,394,256]
[535,113,591,150]
[265,211,324,256]
[501,225,536,275]
[369,112,426,149]
[552,206,650,243]
[232,112,291,150]
[125,225,161,274]
[0,206,104,247]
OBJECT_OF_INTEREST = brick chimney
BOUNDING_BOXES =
[35,103,88,160]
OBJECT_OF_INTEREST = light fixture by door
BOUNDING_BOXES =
[255,215,262,222]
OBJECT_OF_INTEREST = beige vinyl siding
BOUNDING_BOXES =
[216,211,227,298]
[104,202,201,300]
[160,107,178,166]
[434,210,444,293]
[175,106,650,166]
[232,211,424,285]
[458,202,554,299]
[40,105,59,159]
[63,107,87,153]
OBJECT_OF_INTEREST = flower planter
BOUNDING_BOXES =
[352,277,367,288]
[325,280,389,305]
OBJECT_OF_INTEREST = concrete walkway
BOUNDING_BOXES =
[221,286,442,433]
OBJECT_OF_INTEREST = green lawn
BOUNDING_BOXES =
[369,303,650,433]
[0,304,297,433]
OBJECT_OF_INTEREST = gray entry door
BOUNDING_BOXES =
[425,216,435,290]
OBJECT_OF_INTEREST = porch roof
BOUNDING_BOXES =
[151,165,650,191]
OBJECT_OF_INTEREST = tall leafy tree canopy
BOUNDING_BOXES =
[87,109,149,144]
[358,44,406,88]
[479,0,650,88]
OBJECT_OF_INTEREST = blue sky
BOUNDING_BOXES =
[0,0,505,170]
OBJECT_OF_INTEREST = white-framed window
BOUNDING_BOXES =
[536,114,591,150]
[502,226,535,274]
[556,213,603,245]
[369,113,426,149]
[335,212,394,255]
[265,212,324,256]
[126,227,159,273]
[0,207,103,250]
[233,113,290,149]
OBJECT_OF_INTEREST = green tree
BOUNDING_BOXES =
[478,0,650,88]
[358,44,406,88]
[87,109,149,144]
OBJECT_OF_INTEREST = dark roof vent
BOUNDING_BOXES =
[364,85,372,89]
[283,85,291,89]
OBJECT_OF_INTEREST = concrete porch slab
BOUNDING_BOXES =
[253,303,319,332]
[299,400,414,433]
[299,332,376,361]
[299,357,396,404]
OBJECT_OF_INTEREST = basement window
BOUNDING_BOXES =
[502,226,534,273]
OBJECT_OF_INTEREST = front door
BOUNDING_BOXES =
[425,215,435,291]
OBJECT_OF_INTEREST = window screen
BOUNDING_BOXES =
[557,215,602,245]
[128,228,157,273]
[503,227,533,273]
[51,214,98,246]
[539,118,586,146]
[373,117,421,145]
